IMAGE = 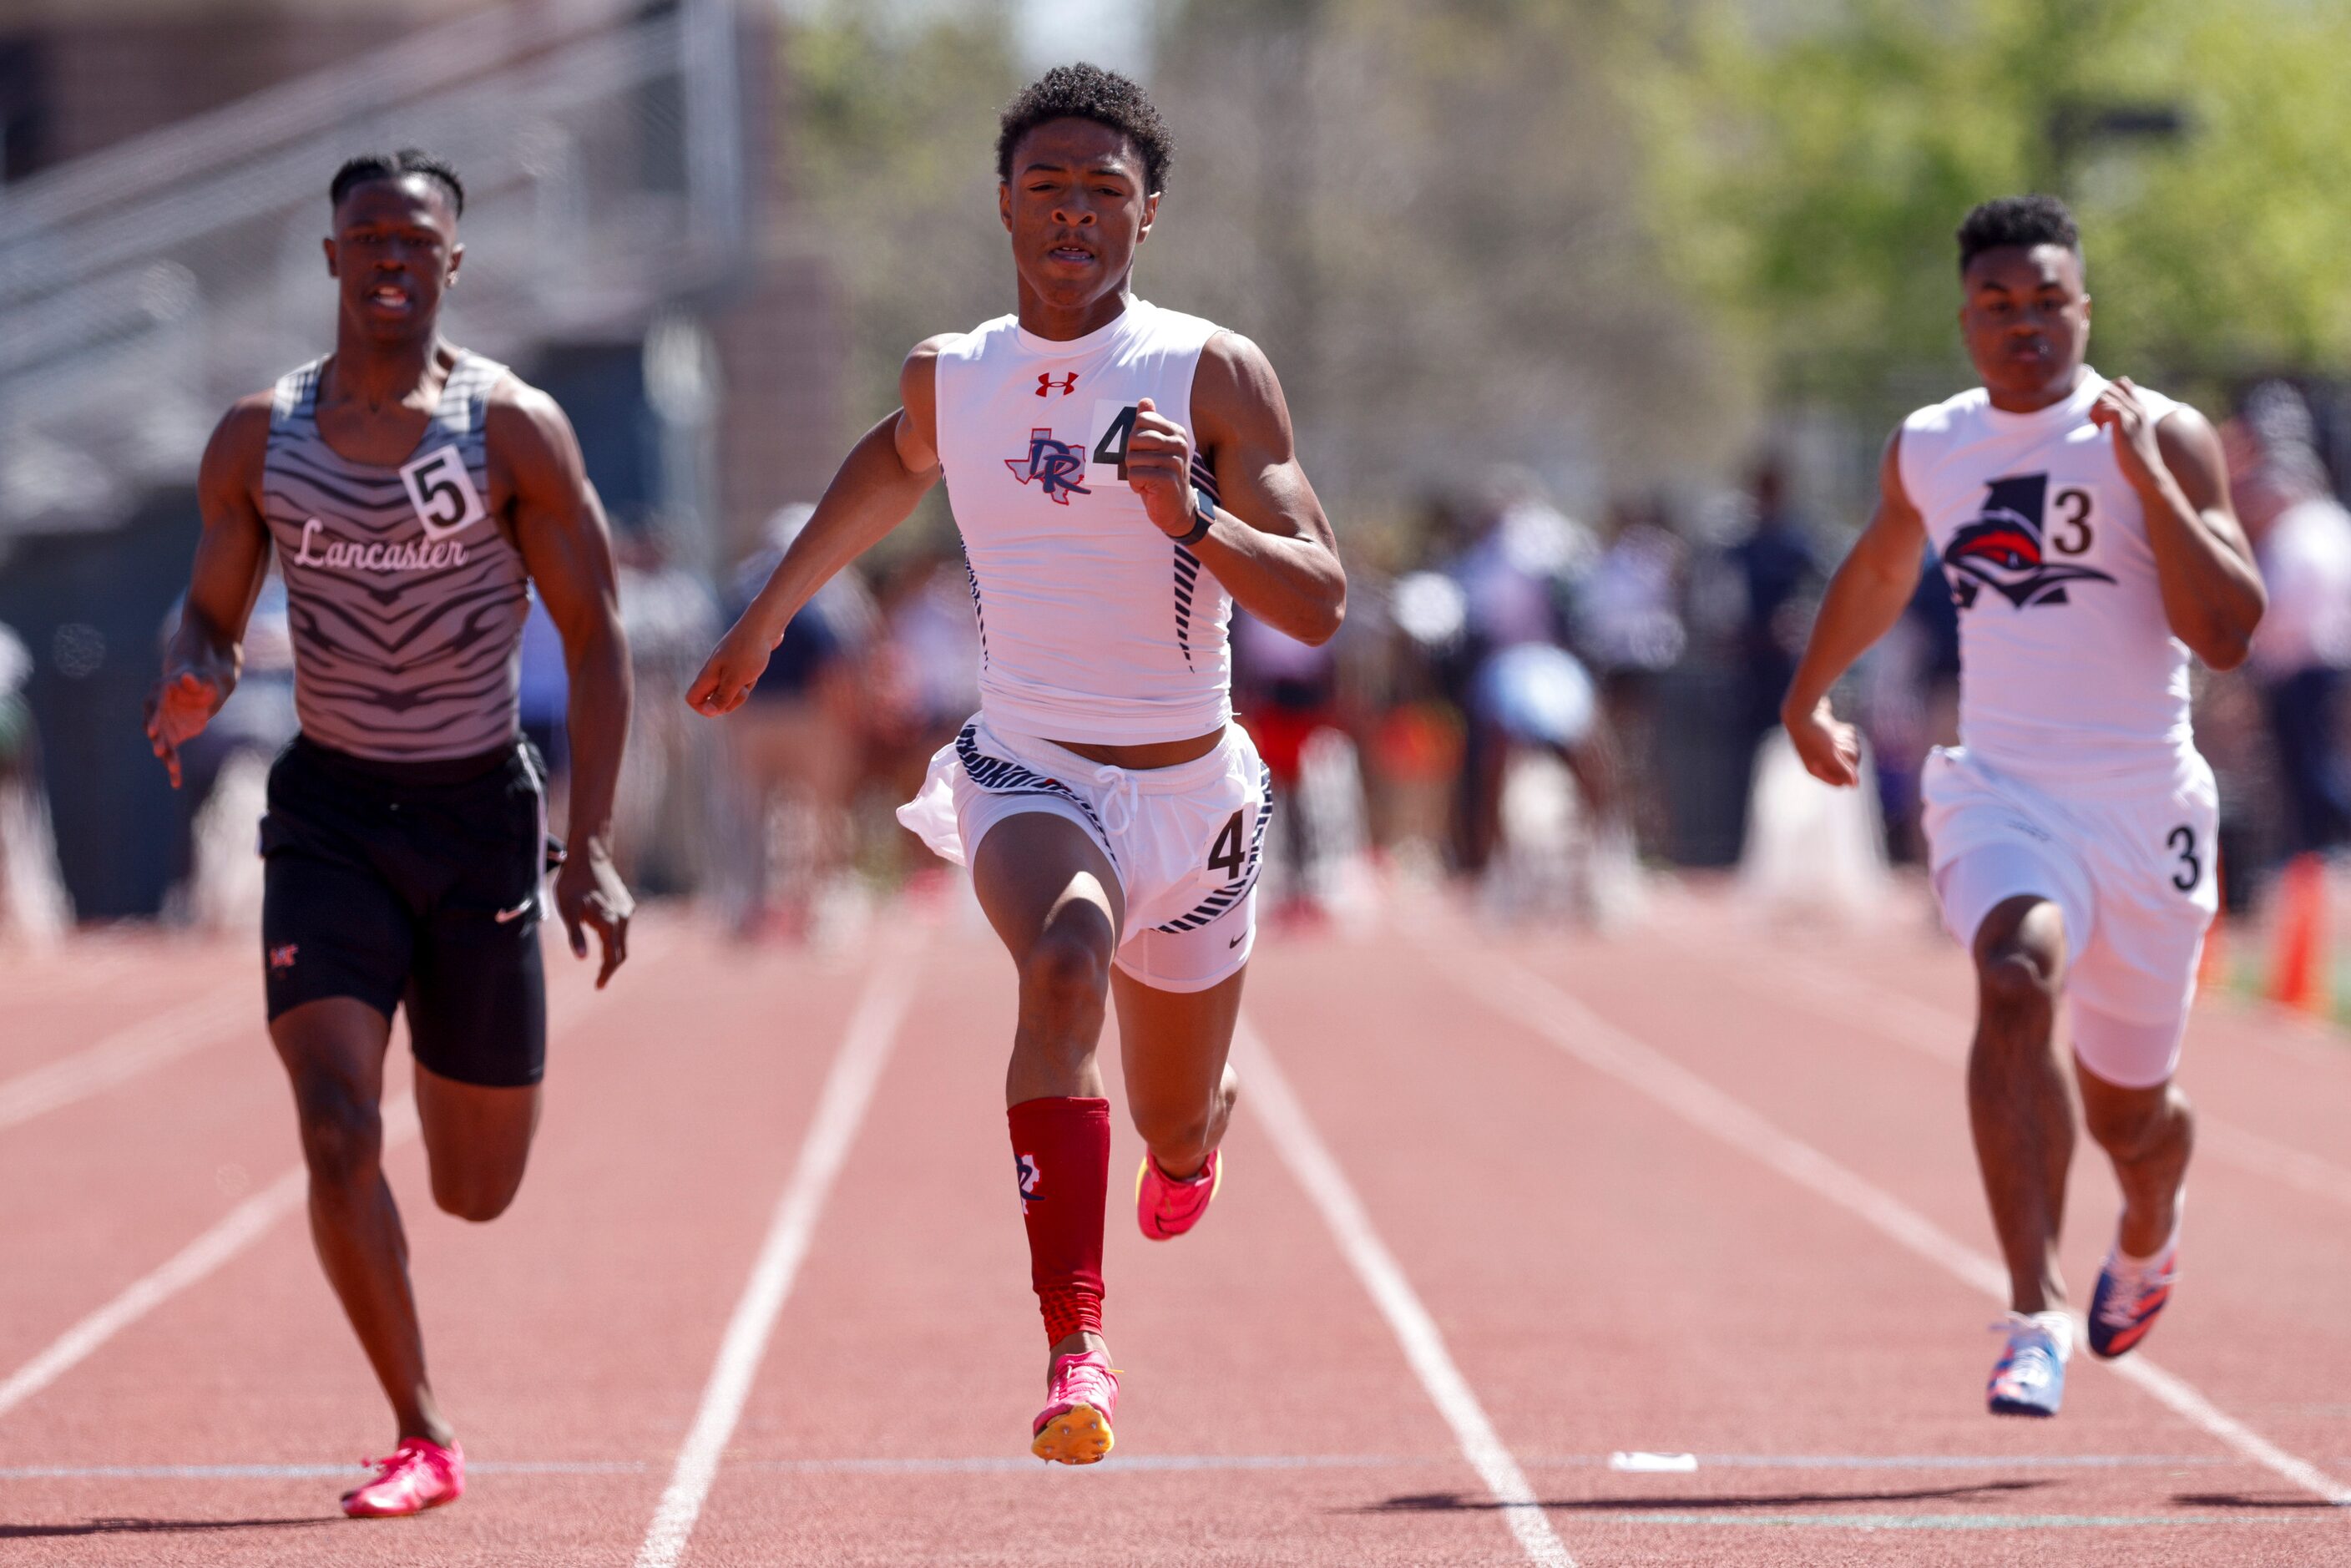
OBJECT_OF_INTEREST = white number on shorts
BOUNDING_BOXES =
[1208,810,1246,881]
[2166,824,2200,893]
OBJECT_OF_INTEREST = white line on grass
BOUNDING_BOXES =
[1447,948,2351,1509]
[632,928,923,1568]
[1237,1020,1578,1568]
[0,934,663,1422]
[0,984,250,1134]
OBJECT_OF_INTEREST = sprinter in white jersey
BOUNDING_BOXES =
[689,66,1344,1464]
[1782,196,2264,1418]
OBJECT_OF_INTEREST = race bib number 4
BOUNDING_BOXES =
[399,445,488,544]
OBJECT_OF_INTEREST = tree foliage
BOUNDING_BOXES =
[1631,0,2351,418]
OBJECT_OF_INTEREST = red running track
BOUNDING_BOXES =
[0,882,2346,1565]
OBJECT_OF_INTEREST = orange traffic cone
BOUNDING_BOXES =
[2268,852,2330,1015]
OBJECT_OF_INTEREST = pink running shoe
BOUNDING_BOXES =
[341,1437,464,1518]
[1136,1148,1222,1242]
[1031,1350,1120,1465]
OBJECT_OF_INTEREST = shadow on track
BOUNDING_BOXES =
[2172,1492,2348,1510]
[1363,1479,2050,1513]
[0,1515,341,1540]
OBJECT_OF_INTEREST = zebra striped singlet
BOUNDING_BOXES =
[262,352,529,762]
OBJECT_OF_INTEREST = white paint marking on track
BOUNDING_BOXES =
[633,927,924,1568]
[1237,1020,1578,1568]
[1449,948,2351,1509]
[0,933,664,1423]
[1735,955,2351,1216]
[0,984,250,1134]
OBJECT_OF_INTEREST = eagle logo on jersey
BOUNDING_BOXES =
[1943,474,2114,610]
[1005,428,1092,503]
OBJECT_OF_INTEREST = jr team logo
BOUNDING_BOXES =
[1943,473,2114,610]
[1015,1151,1043,1211]
[1005,427,1093,504]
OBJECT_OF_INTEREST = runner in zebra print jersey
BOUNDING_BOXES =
[688,67,1345,1466]
[144,149,634,1517]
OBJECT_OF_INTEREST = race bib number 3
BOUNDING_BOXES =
[400,445,488,543]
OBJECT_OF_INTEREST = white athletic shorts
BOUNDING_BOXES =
[897,715,1272,994]
[1921,746,2219,1090]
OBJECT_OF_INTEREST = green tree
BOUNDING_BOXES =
[1633,0,2351,421]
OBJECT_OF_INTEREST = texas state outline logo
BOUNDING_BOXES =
[1943,473,2115,609]
[1005,427,1092,504]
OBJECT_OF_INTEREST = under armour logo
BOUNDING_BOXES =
[1036,372,1079,397]
[1004,428,1092,503]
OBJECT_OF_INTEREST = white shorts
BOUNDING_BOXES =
[897,715,1272,994]
[1922,747,2219,1089]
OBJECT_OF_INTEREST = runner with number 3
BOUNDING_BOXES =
[1780,196,2264,1418]
[689,65,1344,1464]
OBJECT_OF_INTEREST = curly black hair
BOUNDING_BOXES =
[1956,194,2078,276]
[331,148,466,218]
[995,63,1174,195]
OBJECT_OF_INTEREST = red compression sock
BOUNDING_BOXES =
[1008,1096,1111,1345]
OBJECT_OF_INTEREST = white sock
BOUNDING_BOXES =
[2112,1199,2184,1275]
[2029,1310,2076,1363]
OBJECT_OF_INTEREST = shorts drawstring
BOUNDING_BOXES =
[1093,764,1140,838]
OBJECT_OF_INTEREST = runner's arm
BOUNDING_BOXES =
[686,340,947,716]
[495,382,635,987]
[1123,332,1344,645]
[146,396,274,789]
[2093,382,2264,670]
[1779,427,1929,788]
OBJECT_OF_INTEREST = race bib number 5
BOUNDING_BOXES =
[400,445,488,544]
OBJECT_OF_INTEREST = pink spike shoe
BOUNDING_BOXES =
[1136,1148,1222,1242]
[341,1436,464,1518]
[1031,1350,1120,1465]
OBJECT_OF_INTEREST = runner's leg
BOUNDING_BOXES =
[1113,964,1243,1181]
[973,811,1126,1368]
[271,997,453,1448]
[417,1065,541,1222]
[2075,1060,2192,1259]
[1969,893,2075,1314]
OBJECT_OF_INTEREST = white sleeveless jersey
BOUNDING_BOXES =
[933,298,1231,744]
[1898,369,2197,784]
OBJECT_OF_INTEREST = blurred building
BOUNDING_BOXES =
[0,0,846,918]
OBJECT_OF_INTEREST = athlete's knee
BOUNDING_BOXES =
[295,1090,382,1190]
[1131,1097,1216,1160]
[431,1168,521,1223]
[1019,928,1111,1031]
[1975,945,2060,1029]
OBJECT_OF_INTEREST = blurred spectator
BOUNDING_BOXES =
[1233,607,1347,920]
[2230,382,2351,862]
[614,520,723,895]
[516,590,572,818]
[1721,460,1823,796]
[714,503,878,939]
[872,548,985,878]
[0,619,69,942]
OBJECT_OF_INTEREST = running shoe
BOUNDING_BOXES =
[1136,1148,1222,1241]
[2088,1247,2178,1359]
[1986,1312,2071,1418]
[341,1436,464,1517]
[1031,1349,1120,1464]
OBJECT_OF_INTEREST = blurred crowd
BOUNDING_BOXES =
[3,379,2348,943]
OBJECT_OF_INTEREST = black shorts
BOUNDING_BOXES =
[260,735,551,1088]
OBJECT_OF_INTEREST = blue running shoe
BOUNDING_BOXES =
[2088,1249,2177,1359]
[1987,1312,2071,1418]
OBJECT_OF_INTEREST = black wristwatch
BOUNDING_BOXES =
[1176,483,1216,546]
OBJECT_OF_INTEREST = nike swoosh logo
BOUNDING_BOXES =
[1229,933,1246,948]
[493,899,535,924]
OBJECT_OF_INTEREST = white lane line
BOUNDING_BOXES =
[632,928,923,1568]
[1732,954,2351,1214]
[0,984,250,1134]
[0,935,664,1423]
[1447,948,2351,1508]
[1237,1019,1578,1568]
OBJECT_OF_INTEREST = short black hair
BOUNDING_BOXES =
[995,63,1174,195]
[1956,194,2079,276]
[331,149,465,219]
